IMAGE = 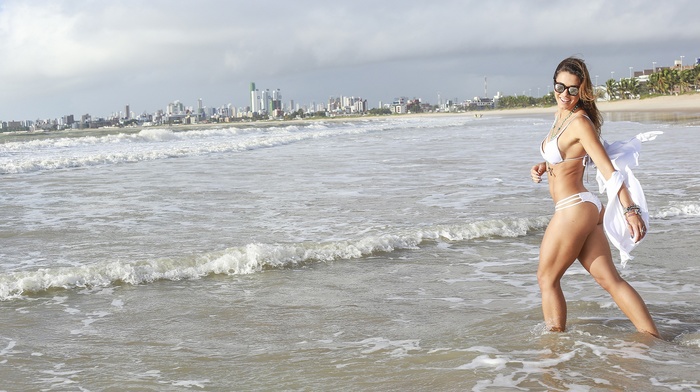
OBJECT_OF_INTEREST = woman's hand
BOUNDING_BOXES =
[531,162,547,183]
[625,210,647,243]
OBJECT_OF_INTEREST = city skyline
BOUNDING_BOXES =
[4,52,697,129]
[1,1,699,121]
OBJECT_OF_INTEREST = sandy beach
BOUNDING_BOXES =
[598,93,700,112]
[489,93,700,118]
[379,93,700,126]
[317,93,700,124]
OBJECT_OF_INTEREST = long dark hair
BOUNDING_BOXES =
[553,57,603,135]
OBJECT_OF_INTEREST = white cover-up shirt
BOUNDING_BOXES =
[594,131,663,267]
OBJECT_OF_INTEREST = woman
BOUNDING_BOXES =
[530,57,659,337]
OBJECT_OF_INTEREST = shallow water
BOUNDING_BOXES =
[1,114,699,390]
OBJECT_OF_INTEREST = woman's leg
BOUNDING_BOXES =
[537,203,599,331]
[577,223,660,337]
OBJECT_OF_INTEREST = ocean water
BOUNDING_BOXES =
[0,113,698,391]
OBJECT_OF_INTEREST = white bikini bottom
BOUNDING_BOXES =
[555,192,602,212]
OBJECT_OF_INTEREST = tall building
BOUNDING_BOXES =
[227,103,236,118]
[125,104,130,120]
[261,89,269,114]
[271,89,282,111]
[167,100,185,115]
[250,82,260,114]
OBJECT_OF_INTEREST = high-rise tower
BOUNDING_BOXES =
[261,89,269,114]
[250,82,259,114]
[484,76,488,98]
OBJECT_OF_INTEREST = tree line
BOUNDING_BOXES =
[497,64,700,110]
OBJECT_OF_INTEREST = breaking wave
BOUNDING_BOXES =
[1,117,478,174]
[0,216,549,300]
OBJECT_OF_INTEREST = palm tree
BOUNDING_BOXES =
[619,79,632,99]
[640,64,697,97]
[649,72,661,94]
[540,92,556,107]
[605,79,618,100]
[679,68,696,94]
[622,78,640,99]
[650,69,676,95]
[664,68,680,94]
[619,79,629,99]
[680,65,700,92]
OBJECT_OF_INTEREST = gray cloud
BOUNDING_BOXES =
[1,0,699,119]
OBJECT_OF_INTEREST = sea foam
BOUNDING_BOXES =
[0,216,549,300]
[0,118,476,174]
[653,203,700,218]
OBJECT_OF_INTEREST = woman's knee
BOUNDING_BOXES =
[593,274,625,293]
[537,268,561,291]
[537,251,572,290]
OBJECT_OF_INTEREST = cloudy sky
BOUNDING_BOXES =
[1,0,699,120]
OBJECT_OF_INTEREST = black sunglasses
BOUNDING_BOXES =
[553,82,579,96]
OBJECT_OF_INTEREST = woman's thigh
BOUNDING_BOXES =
[539,203,600,280]
[577,223,622,286]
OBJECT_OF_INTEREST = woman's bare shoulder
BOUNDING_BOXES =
[569,112,598,138]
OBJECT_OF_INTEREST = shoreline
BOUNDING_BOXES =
[5,94,699,138]
[397,93,700,125]
[302,93,700,124]
[417,93,700,116]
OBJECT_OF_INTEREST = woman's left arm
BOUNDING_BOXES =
[578,124,645,241]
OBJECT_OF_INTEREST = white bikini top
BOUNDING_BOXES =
[541,113,590,165]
